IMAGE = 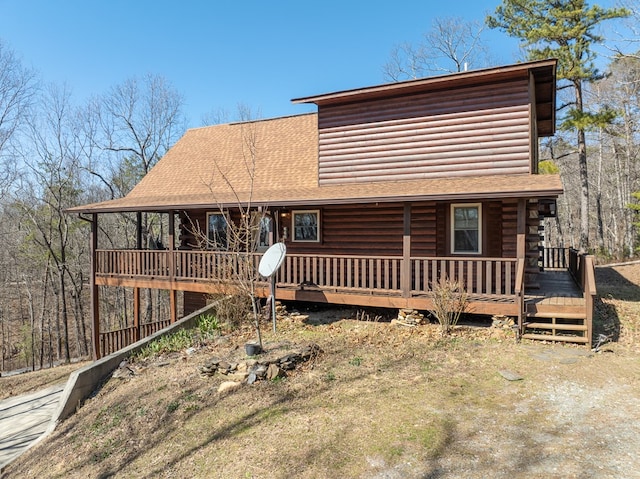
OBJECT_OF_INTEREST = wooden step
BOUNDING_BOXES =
[524,322,587,331]
[526,311,586,320]
[521,333,589,344]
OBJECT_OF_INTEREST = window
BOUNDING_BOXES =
[292,210,320,242]
[207,212,229,249]
[451,204,481,254]
[254,214,272,251]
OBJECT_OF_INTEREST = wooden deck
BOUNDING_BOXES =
[94,248,596,356]
[522,269,592,344]
[526,270,584,307]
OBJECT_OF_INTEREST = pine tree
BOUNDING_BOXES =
[487,0,628,250]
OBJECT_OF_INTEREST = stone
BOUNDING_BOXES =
[252,364,268,378]
[498,369,524,381]
[227,371,249,381]
[218,381,242,394]
[266,363,286,380]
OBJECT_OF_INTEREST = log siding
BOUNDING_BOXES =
[318,79,531,184]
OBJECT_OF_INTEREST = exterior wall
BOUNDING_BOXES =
[181,200,522,259]
[317,78,532,185]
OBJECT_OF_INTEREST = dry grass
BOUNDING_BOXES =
[4,264,640,478]
[1,361,90,400]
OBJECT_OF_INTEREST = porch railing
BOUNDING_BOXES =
[410,257,518,296]
[99,319,172,357]
[96,249,519,298]
[541,247,570,270]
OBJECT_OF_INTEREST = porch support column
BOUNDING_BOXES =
[168,210,177,324]
[133,212,142,341]
[401,203,411,299]
[516,199,527,335]
[90,213,101,360]
[517,199,527,259]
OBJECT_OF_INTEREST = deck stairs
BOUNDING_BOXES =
[521,270,590,345]
[522,302,589,344]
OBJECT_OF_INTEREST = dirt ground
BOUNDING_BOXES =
[3,263,640,479]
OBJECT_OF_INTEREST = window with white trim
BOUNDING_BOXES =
[451,204,481,254]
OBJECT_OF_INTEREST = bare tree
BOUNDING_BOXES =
[0,39,37,193]
[13,83,90,362]
[383,17,493,81]
[83,74,186,324]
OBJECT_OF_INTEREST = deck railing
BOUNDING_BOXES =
[541,247,570,270]
[279,254,402,292]
[410,257,518,296]
[96,249,520,298]
[99,319,172,357]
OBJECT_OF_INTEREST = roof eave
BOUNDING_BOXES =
[292,59,558,106]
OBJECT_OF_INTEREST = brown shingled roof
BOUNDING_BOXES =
[69,108,562,213]
[70,90,562,215]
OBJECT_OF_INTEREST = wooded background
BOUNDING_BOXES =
[1,1,639,372]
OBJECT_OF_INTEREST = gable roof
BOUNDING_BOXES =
[69,60,562,214]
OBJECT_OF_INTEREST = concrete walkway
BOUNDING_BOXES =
[0,384,64,470]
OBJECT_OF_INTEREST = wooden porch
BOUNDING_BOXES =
[95,250,525,314]
[93,246,596,356]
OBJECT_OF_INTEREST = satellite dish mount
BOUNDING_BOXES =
[258,243,286,332]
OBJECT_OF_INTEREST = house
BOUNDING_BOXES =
[69,59,596,359]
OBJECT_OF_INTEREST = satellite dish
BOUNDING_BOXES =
[258,242,286,278]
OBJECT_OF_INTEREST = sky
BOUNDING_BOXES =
[0,0,628,129]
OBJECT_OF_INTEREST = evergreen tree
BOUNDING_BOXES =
[487,0,629,250]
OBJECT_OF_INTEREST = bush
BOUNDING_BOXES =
[430,277,468,336]
[208,292,253,330]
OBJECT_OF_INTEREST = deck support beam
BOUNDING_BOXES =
[90,213,100,360]
[168,210,177,324]
[134,212,142,342]
[401,203,411,298]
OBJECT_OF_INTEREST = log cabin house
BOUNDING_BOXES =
[69,59,596,358]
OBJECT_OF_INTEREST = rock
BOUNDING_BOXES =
[112,366,134,379]
[236,361,248,373]
[218,381,242,394]
[227,371,249,381]
[498,369,524,381]
[266,363,286,380]
[252,364,268,378]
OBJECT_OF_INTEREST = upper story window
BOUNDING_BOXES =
[207,212,229,249]
[451,204,481,254]
[292,210,320,242]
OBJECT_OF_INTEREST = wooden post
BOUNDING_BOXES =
[401,203,411,298]
[516,199,527,336]
[168,210,177,324]
[134,211,142,341]
[90,213,101,360]
[517,199,526,259]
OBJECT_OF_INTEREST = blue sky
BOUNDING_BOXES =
[0,0,626,128]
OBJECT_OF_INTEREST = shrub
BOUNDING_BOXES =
[430,276,468,336]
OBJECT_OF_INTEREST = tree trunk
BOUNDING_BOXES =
[576,82,590,251]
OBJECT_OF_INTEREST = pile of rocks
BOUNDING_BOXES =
[199,343,322,387]
[491,314,515,329]
[267,301,310,323]
[392,309,426,327]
